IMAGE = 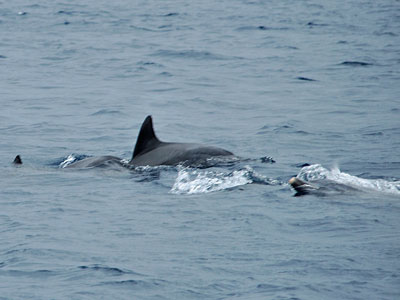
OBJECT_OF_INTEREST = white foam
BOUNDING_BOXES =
[170,167,253,194]
[298,164,400,196]
[59,154,78,168]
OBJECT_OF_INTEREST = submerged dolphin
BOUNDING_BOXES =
[289,177,360,196]
[62,115,234,168]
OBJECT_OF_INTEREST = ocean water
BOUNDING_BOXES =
[1,0,399,299]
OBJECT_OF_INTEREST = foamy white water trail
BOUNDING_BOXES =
[171,166,279,194]
[297,164,400,196]
[171,167,252,194]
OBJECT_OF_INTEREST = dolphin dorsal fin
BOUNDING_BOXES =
[13,155,22,165]
[132,115,162,159]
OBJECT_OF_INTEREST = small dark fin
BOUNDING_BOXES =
[131,115,162,160]
[13,155,22,165]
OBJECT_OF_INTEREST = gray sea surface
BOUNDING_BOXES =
[1,0,399,299]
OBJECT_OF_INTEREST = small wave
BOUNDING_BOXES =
[90,109,123,116]
[0,269,55,278]
[99,278,166,289]
[340,61,373,67]
[151,49,229,61]
[374,31,397,37]
[307,21,328,27]
[136,61,164,68]
[57,10,74,15]
[78,264,139,275]
[236,25,289,31]
[171,166,278,194]
[297,76,317,81]
[103,279,140,285]
[297,164,400,196]
[163,12,179,17]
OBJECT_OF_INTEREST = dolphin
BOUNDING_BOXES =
[62,115,234,168]
[13,155,22,165]
[289,177,360,196]
[129,115,234,166]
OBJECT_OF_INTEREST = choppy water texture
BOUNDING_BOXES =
[1,0,400,299]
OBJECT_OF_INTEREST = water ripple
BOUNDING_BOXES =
[151,49,231,61]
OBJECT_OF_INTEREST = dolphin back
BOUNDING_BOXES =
[129,116,234,167]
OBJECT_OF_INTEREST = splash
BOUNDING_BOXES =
[59,154,78,168]
[170,166,278,194]
[297,164,400,196]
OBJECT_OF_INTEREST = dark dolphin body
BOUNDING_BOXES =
[289,177,360,197]
[62,115,234,169]
[13,155,22,165]
[129,116,233,166]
